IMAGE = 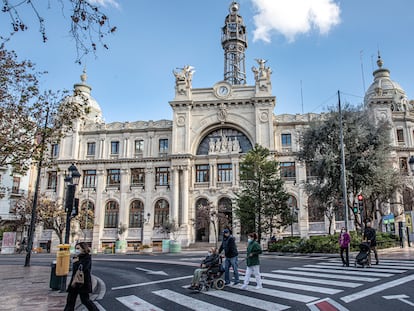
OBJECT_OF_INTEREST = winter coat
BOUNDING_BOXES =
[246,240,262,267]
[364,227,377,246]
[339,232,351,248]
[219,235,239,258]
[201,253,219,268]
[67,253,93,293]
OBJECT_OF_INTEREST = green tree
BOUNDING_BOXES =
[235,144,290,240]
[1,1,117,63]
[0,45,83,174]
[297,104,401,231]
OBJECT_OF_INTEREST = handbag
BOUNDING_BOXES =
[71,264,84,287]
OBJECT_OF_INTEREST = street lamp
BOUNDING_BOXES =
[64,163,81,244]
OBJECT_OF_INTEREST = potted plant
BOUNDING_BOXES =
[140,244,153,253]
[160,220,181,253]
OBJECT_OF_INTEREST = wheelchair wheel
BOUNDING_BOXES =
[214,278,225,290]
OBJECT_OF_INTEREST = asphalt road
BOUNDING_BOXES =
[2,253,414,310]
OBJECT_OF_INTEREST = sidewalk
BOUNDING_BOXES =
[1,247,413,310]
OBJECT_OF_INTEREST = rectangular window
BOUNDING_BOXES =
[51,144,59,158]
[155,167,170,186]
[281,134,292,147]
[107,169,121,186]
[397,129,404,143]
[280,162,296,179]
[134,140,144,154]
[306,161,318,178]
[87,142,96,156]
[83,170,97,188]
[12,176,21,193]
[196,164,210,183]
[111,141,120,154]
[47,172,57,190]
[159,139,168,153]
[131,168,145,185]
[217,163,232,182]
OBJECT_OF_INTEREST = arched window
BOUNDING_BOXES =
[195,198,210,242]
[287,195,298,220]
[129,200,144,228]
[218,197,232,239]
[80,200,95,230]
[104,200,119,228]
[308,196,325,222]
[197,128,253,155]
[154,199,169,227]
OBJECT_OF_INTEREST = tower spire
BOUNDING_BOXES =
[221,1,247,85]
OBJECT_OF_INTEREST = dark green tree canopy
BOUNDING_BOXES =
[297,103,401,226]
[235,144,290,239]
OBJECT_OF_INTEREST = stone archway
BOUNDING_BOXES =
[195,198,210,242]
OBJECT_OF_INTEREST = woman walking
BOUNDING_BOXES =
[64,242,99,311]
[241,232,263,290]
[339,227,351,266]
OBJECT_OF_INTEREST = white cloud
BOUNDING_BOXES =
[251,0,341,43]
[89,0,120,8]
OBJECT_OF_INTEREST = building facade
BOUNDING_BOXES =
[35,2,414,251]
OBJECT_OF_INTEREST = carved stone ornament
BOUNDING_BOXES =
[176,115,185,127]
[217,106,228,122]
[259,111,269,122]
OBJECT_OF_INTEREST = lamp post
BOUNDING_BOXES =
[64,163,81,244]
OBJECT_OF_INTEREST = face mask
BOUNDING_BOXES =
[75,249,81,255]
[341,230,345,233]
[207,251,211,256]
[248,238,253,243]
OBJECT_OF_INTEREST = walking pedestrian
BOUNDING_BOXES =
[218,228,239,285]
[339,227,351,266]
[241,232,263,290]
[64,242,99,311]
[46,240,51,253]
[363,221,379,265]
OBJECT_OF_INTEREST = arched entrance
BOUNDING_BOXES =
[218,197,232,241]
[195,198,210,242]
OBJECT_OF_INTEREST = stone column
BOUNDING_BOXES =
[172,168,179,222]
[92,169,105,252]
[182,167,189,224]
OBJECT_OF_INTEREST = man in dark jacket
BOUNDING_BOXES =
[363,221,379,265]
[218,228,239,285]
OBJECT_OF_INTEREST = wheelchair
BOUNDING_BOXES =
[194,258,225,291]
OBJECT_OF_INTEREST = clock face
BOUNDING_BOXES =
[218,86,229,95]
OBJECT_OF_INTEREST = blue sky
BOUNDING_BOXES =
[2,0,414,123]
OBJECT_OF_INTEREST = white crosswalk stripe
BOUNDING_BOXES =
[112,259,410,311]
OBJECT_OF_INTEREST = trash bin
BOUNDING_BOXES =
[56,244,71,276]
[49,260,63,290]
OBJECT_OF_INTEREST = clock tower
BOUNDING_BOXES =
[221,1,247,85]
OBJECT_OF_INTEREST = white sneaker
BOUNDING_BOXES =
[240,284,247,290]
[255,285,263,289]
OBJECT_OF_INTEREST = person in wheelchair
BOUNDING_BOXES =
[189,247,220,290]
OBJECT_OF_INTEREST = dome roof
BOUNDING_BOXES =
[364,55,411,111]
[72,70,103,123]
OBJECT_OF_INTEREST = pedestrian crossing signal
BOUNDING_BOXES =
[353,203,359,213]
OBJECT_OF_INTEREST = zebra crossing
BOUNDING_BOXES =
[109,258,414,311]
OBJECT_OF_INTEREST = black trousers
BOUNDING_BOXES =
[340,247,349,265]
[64,291,99,311]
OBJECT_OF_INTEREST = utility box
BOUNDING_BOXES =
[56,244,70,276]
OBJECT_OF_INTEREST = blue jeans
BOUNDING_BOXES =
[224,256,239,284]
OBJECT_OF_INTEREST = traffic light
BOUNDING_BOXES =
[71,198,79,217]
[358,194,364,212]
[353,203,359,214]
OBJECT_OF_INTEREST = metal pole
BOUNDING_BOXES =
[25,108,49,267]
[338,90,350,266]
[64,184,75,244]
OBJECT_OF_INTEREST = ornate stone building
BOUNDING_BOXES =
[35,2,414,251]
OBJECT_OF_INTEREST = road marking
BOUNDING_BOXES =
[291,267,395,277]
[116,295,164,310]
[316,262,412,272]
[307,298,350,311]
[341,274,414,303]
[304,264,406,274]
[383,294,414,306]
[136,267,169,276]
[153,289,230,311]
[261,272,362,288]
[241,276,342,294]
[272,270,379,282]
[111,275,192,290]
[202,288,290,310]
